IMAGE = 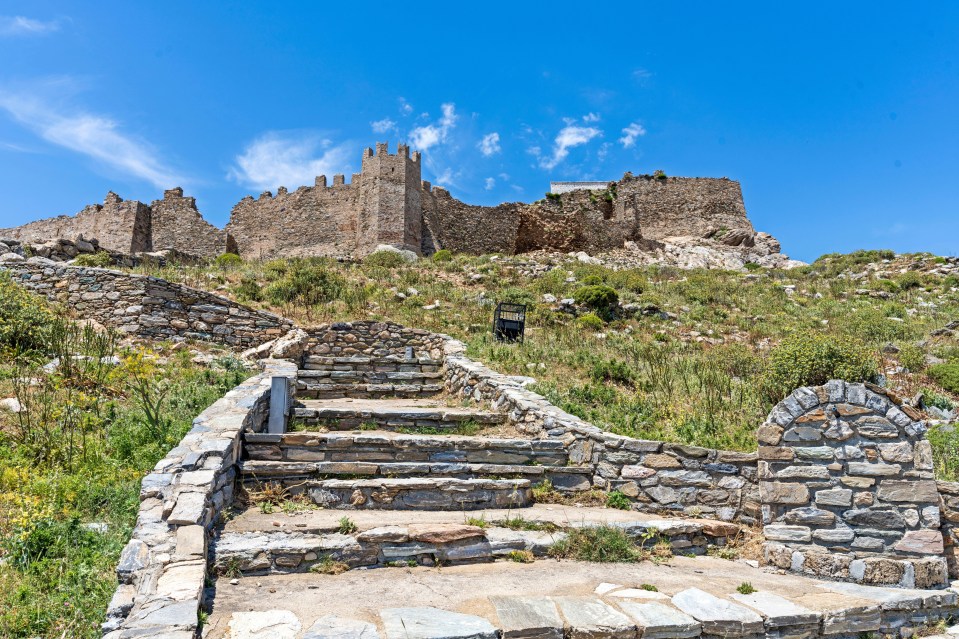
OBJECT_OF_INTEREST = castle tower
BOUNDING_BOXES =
[356,142,422,255]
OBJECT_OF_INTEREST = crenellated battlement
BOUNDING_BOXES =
[2,141,759,264]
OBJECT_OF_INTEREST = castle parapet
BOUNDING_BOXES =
[333,174,345,186]
[375,142,389,156]
[164,187,184,199]
[315,175,327,187]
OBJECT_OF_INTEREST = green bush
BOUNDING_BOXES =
[0,273,56,354]
[72,251,112,268]
[364,250,410,268]
[214,253,243,269]
[897,344,926,373]
[576,313,605,331]
[263,260,345,306]
[574,285,619,320]
[548,525,640,562]
[764,333,878,401]
[929,362,959,394]
[234,276,263,302]
[653,170,667,179]
[431,249,453,262]
[895,271,927,291]
[590,359,635,386]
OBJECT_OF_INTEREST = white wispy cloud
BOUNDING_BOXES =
[583,112,601,123]
[484,177,495,190]
[478,132,500,157]
[534,123,603,170]
[409,103,457,150]
[229,132,352,191]
[398,97,413,115]
[370,117,396,134]
[0,16,61,36]
[619,122,647,148]
[0,87,184,188]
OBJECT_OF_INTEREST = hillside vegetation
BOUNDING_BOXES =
[0,273,247,638]
[133,249,959,462]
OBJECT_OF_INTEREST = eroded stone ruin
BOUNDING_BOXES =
[1,142,774,261]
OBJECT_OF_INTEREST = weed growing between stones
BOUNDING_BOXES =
[640,583,658,592]
[506,550,535,563]
[338,516,358,535]
[548,525,672,564]
[606,491,632,510]
[496,515,559,533]
[737,582,756,595]
[310,556,350,575]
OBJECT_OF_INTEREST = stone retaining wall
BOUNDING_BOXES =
[102,359,297,638]
[441,339,759,524]
[304,321,447,360]
[1,257,292,347]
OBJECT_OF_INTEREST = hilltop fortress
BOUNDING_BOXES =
[0,142,770,261]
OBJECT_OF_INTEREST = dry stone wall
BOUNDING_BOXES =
[758,381,947,588]
[304,321,447,360]
[102,359,297,637]
[0,257,292,347]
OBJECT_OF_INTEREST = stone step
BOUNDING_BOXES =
[240,459,592,492]
[298,369,445,383]
[251,477,533,511]
[296,381,444,400]
[292,402,505,432]
[243,430,569,467]
[213,511,732,576]
[301,355,442,373]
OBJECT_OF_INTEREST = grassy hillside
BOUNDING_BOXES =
[133,249,959,462]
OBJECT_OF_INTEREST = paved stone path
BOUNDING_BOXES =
[203,558,959,638]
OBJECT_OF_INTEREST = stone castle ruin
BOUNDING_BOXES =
[1,142,770,261]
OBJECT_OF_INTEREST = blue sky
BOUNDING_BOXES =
[0,2,957,262]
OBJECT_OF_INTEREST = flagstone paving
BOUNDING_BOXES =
[202,557,959,638]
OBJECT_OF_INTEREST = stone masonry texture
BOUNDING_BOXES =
[1,143,756,260]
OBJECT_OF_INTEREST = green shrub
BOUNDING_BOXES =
[929,362,959,394]
[923,389,955,411]
[897,344,926,373]
[581,274,604,286]
[895,271,926,291]
[743,262,762,271]
[653,169,667,179]
[0,272,56,354]
[364,250,410,268]
[263,260,345,306]
[590,359,635,386]
[574,285,619,320]
[764,333,878,401]
[576,313,605,331]
[431,249,453,262]
[606,491,632,510]
[234,276,263,302]
[737,582,756,595]
[72,251,113,268]
[214,253,243,269]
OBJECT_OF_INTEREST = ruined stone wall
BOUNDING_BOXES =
[0,192,151,254]
[621,175,752,241]
[225,179,360,259]
[421,186,521,254]
[1,257,292,347]
[1,145,761,260]
[149,188,233,258]
[760,381,947,589]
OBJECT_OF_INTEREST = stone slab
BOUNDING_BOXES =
[728,591,820,628]
[381,607,498,639]
[490,596,564,639]
[303,616,381,639]
[616,601,700,639]
[227,609,302,638]
[671,588,764,637]
[553,597,636,638]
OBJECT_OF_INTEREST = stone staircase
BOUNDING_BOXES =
[296,355,444,399]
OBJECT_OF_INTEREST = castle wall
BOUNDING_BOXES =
[0,145,761,261]
[150,188,233,258]
[0,192,151,254]
[421,186,521,254]
[225,179,361,259]
[622,175,752,240]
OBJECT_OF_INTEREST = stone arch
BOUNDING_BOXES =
[758,380,947,588]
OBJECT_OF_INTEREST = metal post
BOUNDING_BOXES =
[268,376,290,434]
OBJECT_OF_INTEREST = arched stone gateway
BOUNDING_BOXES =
[759,380,948,589]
